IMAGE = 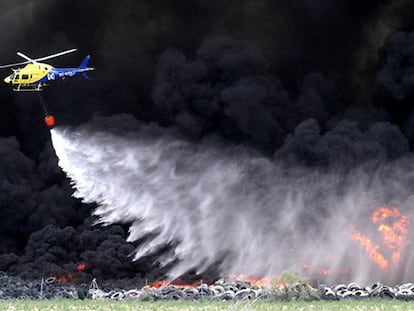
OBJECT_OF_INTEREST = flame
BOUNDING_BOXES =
[150,280,171,288]
[351,228,389,270]
[319,269,330,276]
[77,263,89,271]
[228,274,274,287]
[149,275,276,289]
[148,267,349,290]
[372,207,409,265]
[148,279,204,289]
[351,206,409,271]
[53,273,75,284]
[51,262,91,284]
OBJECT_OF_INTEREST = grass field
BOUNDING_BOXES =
[2,300,414,311]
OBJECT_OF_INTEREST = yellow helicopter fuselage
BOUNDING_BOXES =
[4,63,53,86]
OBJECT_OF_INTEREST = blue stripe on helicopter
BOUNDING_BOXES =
[37,68,83,83]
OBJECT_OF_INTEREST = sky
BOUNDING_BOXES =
[1,0,414,285]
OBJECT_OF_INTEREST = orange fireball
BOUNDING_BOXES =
[351,206,409,271]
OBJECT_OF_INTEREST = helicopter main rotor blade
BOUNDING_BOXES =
[0,60,30,69]
[0,48,78,69]
[17,52,35,63]
[34,48,77,62]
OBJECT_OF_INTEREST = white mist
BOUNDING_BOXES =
[50,115,414,285]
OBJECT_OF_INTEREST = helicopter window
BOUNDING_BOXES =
[14,74,19,80]
[22,74,29,79]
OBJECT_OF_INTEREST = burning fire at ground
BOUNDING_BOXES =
[147,276,277,289]
[148,206,410,289]
[148,268,346,290]
[45,207,410,288]
[351,206,409,271]
[52,263,91,284]
[148,279,205,289]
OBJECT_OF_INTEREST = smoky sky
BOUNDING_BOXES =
[1,0,414,284]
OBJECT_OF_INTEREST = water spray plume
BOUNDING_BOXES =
[50,116,414,284]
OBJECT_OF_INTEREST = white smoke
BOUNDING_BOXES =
[51,115,414,284]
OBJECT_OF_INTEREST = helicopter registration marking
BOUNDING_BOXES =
[47,73,55,80]
[59,71,75,77]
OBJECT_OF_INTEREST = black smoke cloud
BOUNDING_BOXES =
[0,138,165,284]
[374,30,414,145]
[152,37,341,152]
[375,31,414,103]
[0,0,414,284]
[276,119,409,169]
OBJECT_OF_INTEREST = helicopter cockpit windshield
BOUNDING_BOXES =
[11,69,21,81]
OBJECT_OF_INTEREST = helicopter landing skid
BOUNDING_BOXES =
[13,84,44,92]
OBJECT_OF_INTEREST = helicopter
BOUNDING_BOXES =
[0,48,94,92]
[0,49,94,128]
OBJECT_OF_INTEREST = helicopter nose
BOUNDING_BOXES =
[4,76,11,84]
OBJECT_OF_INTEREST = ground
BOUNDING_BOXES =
[2,300,414,311]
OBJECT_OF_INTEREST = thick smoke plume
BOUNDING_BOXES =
[1,0,414,286]
[51,115,414,284]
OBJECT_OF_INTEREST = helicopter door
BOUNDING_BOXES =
[13,74,20,83]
